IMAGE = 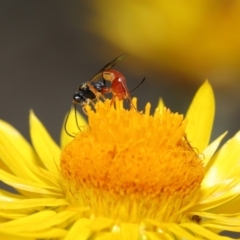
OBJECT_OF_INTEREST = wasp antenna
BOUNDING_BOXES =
[64,109,75,138]
[125,96,139,113]
[74,104,82,132]
[130,77,146,93]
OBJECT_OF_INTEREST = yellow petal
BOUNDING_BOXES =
[0,119,61,187]
[0,210,56,228]
[145,231,171,240]
[29,110,61,175]
[94,232,121,240]
[194,165,240,211]
[120,223,139,240]
[0,120,46,184]
[168,223,199,240]
[185,80,215,152]
[0,231,35,240]
[29,166,61,188]
[60,107,87,148]
[202,132,227,167]
[18,228,67,239]
[203,131,240,188]
[201,222,240,233]
[63,218,92,240]
[181,223,229,240]
[189,211,240,228]
[209,193,240,214]
[1,211,75,239]
[198,131,240,213]
[0,211,30,220]
[0,188,25,201]
[0,189,35,219]
[0,228,67,239]
[197,184,238,211]
[0,169,62,197]
[90,217,114,232]
[0,198,68,210]
[25,210,77,232]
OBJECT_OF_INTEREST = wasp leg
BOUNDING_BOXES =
[82,105,89,115]
[110,96,116,106]
[183,134,199,155]
[96,92,106,101]
[87,83,106,101]
[126,96,135,110]
[101,87,112,100]
[126,96,143,115]
[89,99,96,108]
[80,99,92,115]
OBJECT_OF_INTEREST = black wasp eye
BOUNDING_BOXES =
[73,93,82,103]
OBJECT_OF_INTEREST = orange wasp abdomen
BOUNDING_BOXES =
[103,69,130,102]
[111,76,130,100]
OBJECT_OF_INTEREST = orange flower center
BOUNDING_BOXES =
[60,99,204,222]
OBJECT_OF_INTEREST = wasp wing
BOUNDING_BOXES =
[87,53,129,83]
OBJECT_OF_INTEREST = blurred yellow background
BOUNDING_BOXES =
[87,0,240,85]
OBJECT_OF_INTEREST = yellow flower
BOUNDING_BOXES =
[0,81,240,239]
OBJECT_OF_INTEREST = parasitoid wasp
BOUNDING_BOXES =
[65,53,145,137]
[72,53,145,107]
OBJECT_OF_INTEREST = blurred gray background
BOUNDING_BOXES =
[0,1,239,145]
